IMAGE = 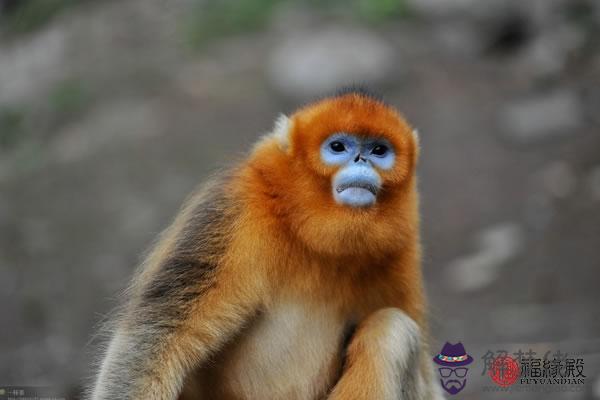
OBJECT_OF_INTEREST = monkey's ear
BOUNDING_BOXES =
[412,129,420,162]
[271,114,292,151]
[253,114,292,155]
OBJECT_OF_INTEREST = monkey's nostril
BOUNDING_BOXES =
[354,154,361,163]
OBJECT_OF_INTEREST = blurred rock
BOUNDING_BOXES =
[434,22,483,56]
[514,24,585,79]
[524,192,555,231]
[491,304,560,339]
[588,166,600,201]
[267,27,394,99]
[446,222,524,292]
[539,160,577,199]
[22,218,54,255]
[50,100,162,165]
[484,12,534,56]
[0,256,18,295]
[45,334,72,367]
[0,26,67,106]
[501,90,583,143]
[594,374,600,399]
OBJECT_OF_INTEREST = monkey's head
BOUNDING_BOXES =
[250,88,420,258]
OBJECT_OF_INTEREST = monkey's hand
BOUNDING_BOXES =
[328,308,443,400]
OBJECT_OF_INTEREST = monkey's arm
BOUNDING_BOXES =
[92,263,262,400]
[328,308,443,400]
[91,176,263,400]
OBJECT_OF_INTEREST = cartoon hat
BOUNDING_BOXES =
[433,342,474,367]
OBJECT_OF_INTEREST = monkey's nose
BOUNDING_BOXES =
[354,154,367,163]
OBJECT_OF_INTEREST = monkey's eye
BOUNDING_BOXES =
[371,145,388,156]
[329,141,346,153]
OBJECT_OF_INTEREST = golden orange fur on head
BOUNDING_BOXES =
[248,89,420,259]
[290,91,418,186]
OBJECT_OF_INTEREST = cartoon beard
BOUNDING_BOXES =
[440,378,466,395]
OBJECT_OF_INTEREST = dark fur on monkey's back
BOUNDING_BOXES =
[127,171,241,330]
[90,174,242,400]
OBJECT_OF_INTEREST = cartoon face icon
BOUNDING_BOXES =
[433,342,474,395]
[438,366,469,395]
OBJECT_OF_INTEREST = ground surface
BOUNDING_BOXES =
[0,1,599,398]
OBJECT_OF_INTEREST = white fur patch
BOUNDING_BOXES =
[91,332,129,400]
[355,308,435,400]
[376,309,421,399]
[220,301,343,399]
[412,129,420,146]
[271,114,291,150]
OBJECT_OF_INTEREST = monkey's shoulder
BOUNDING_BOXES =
[130,172,242,323]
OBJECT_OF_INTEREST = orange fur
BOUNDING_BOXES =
[241,92,425,323]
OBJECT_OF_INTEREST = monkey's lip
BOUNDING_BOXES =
[335,182,378,196]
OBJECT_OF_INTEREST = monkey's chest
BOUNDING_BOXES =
[198,302,347,400]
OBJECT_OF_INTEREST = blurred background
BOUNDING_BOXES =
[0,0,599,398]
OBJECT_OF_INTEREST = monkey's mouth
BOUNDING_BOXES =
[332,173,381,208]
[336,182,378,196]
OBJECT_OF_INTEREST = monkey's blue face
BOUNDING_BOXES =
[320,133,395,208]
